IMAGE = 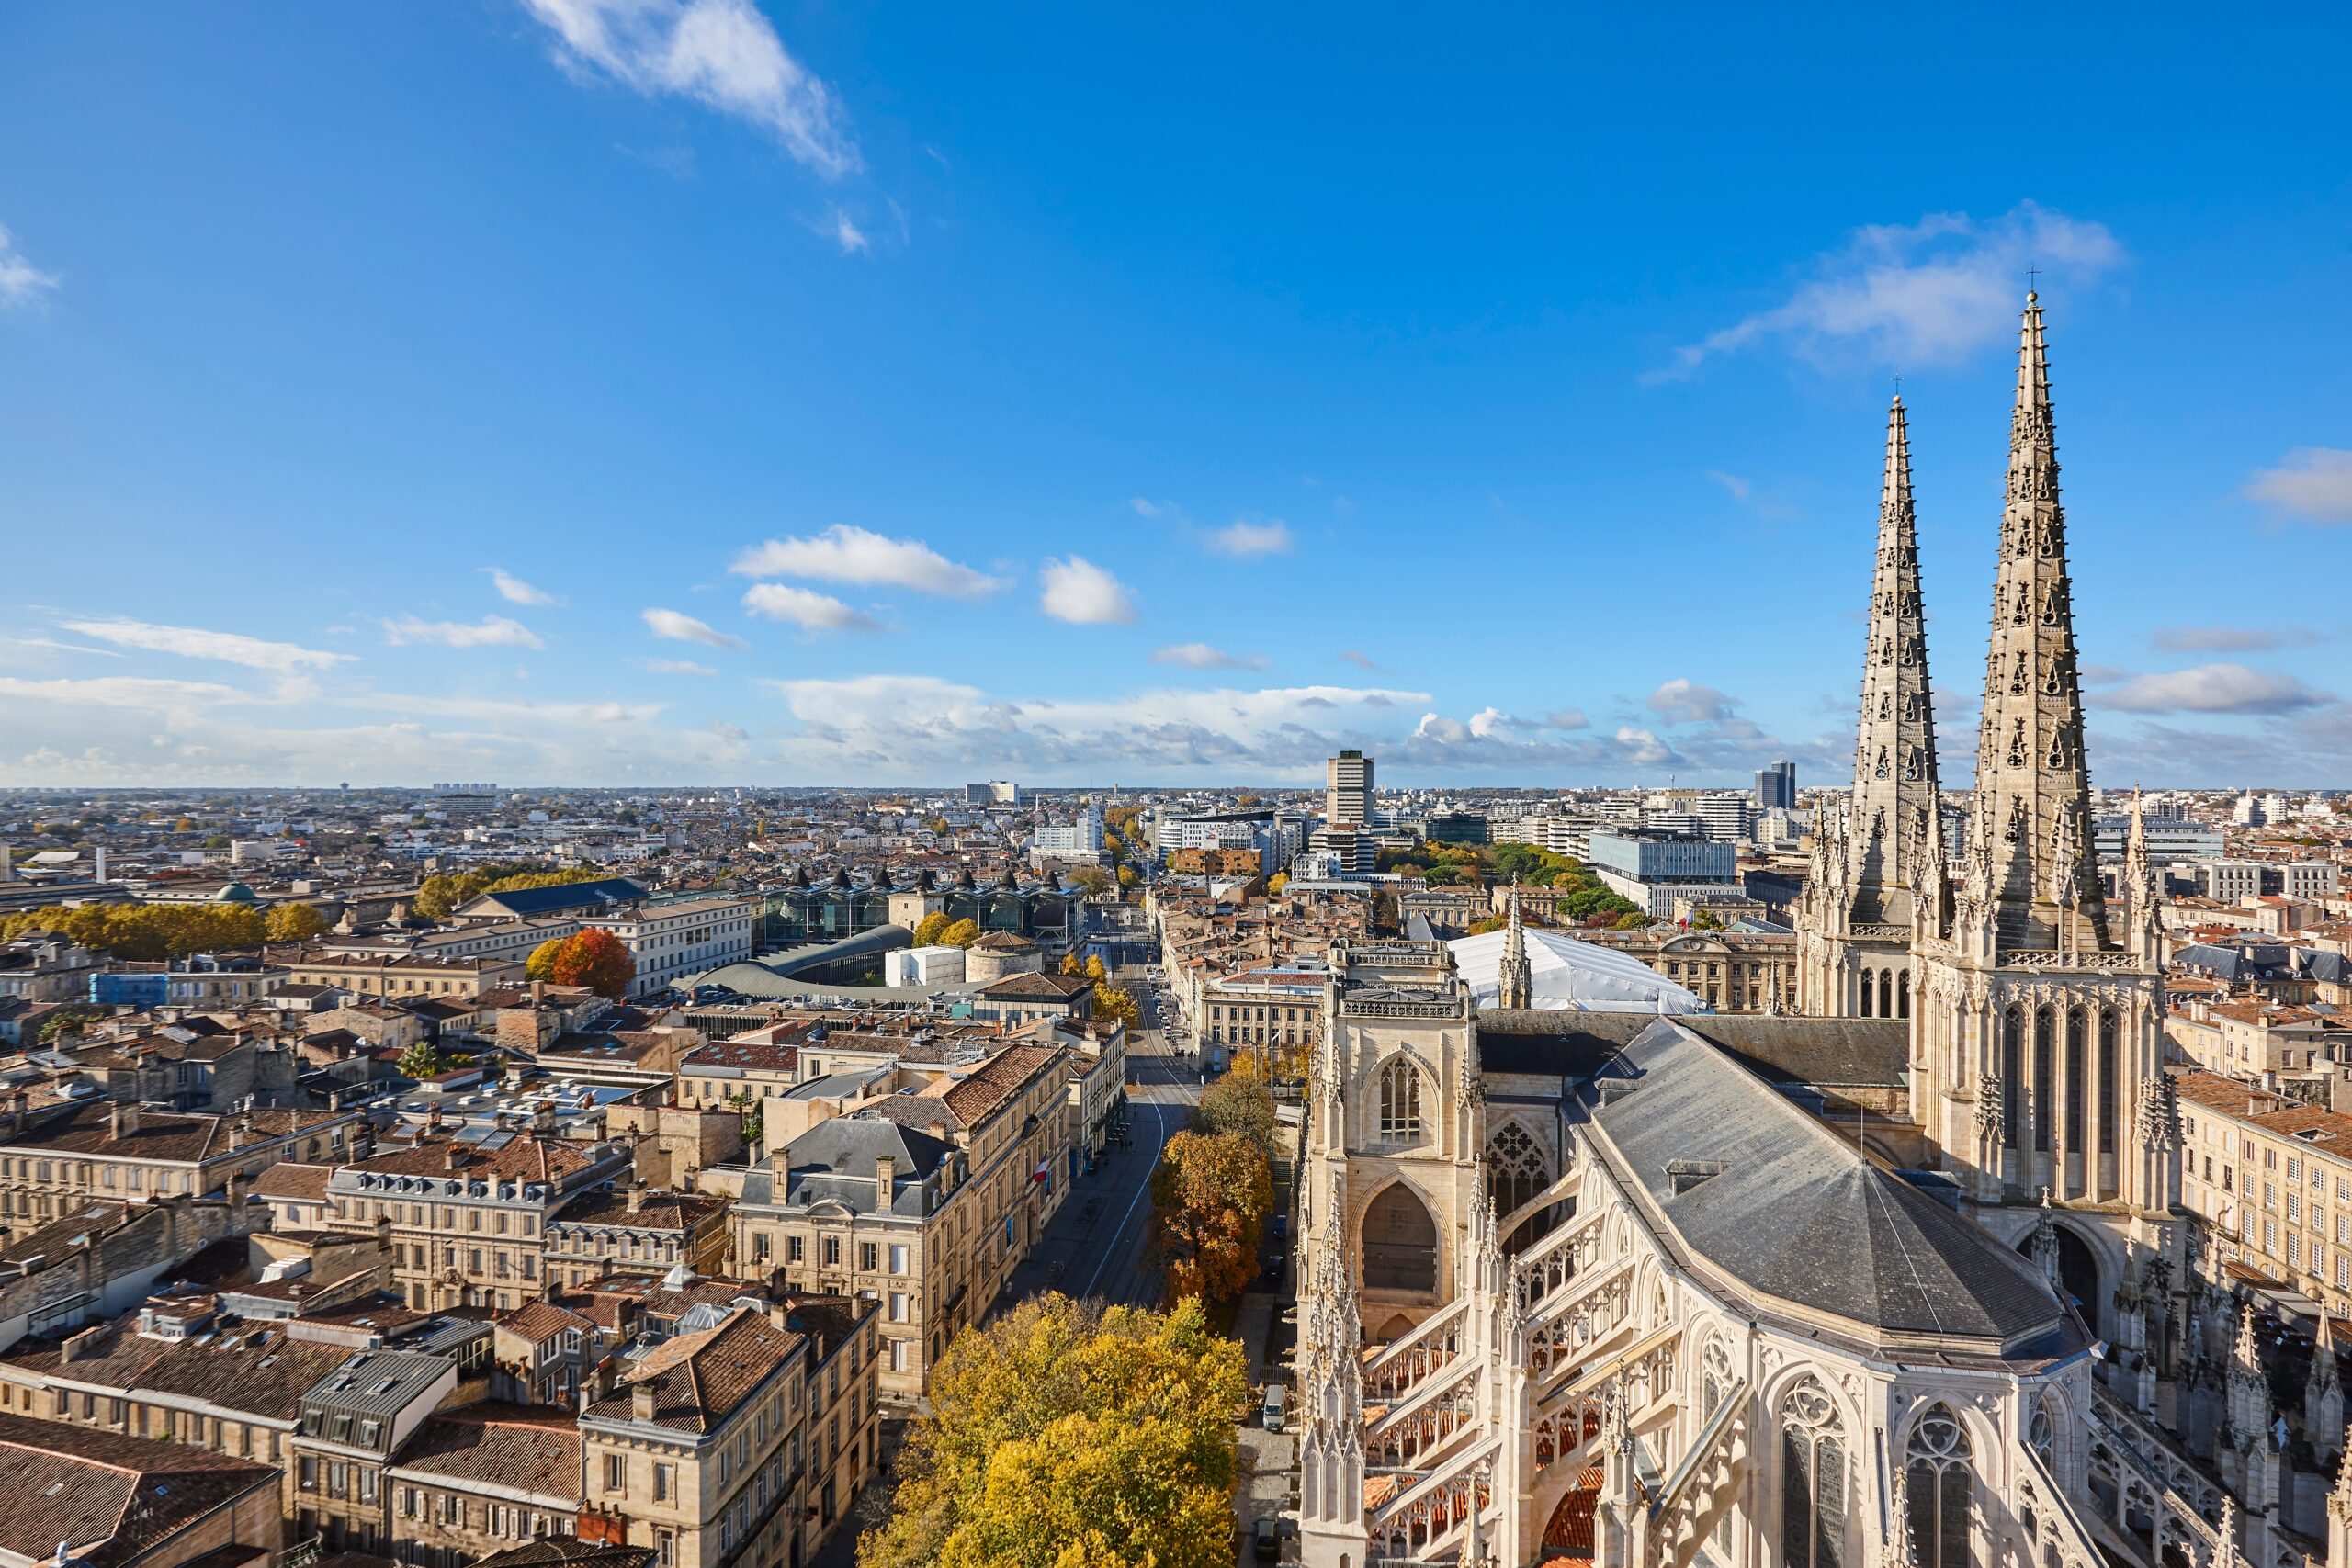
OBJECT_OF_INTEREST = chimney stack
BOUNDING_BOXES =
[627,1183,646,1213]
[875,1155,896,1209]
[630,1380,657,1422]
[109,1102,140,1140]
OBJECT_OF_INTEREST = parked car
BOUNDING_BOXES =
[1261,1383,1285,1431]
[1251,1518,1282,1562]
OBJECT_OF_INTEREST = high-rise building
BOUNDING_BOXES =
[1325,750,1372,827]
[1754,759,1797,811]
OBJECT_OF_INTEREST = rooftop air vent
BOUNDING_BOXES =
[1665,1158,1729,1197]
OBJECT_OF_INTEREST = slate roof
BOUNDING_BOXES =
[1588,1020,2068,1351]
[1478,1009,1908,1091]
[0,1100,347,1164]
[0,1411,279,1568]
[455,879,650,919]
[741,1116,955,1216]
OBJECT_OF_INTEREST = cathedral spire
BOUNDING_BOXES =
[1846,393,1942,928]
[1497,883,1532,1010]
[1970,294,2109,951]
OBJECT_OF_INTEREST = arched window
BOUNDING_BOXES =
[1857,969,1873,1018]
[1378,1060,1423,1142]
[2098,1009,2120,1175]
[1486,1123,1546,1216]
[1905,1404,1973,1568]
[1702,1337,1732,1419]
[1897,969,1910,1019]
[1780,1378,1848,1568]
[2064,1007,2086,1152]
[2001,1007,2024,1148]
[1879,969,1894,1020]
[2032,1005,2056,1152]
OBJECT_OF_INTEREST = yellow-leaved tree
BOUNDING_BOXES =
[859,1293,1246,1568]
[1148,1131,1272,1306]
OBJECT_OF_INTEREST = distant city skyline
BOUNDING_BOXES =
[2,6,2347,787]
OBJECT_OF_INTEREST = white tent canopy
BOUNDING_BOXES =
[1448,927,1706,1014]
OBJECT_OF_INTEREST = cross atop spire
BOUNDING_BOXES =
[1967,294,2109,952]
[1843,392,1942,928]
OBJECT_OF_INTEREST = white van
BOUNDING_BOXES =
[1261,1384,1285,1432]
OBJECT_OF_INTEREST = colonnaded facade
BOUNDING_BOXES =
[1293,300,2350,1568]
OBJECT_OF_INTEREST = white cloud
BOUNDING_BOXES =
[0,674,262,711]
[1549,708,1589,730]
[2093,663,2331,715]
[1039,557,1137,626]
[382,615,546,650]
[2151,625,2322,654]
[826,209,869,254]
[1206,520,1293,558]
[64,618,356,673]
[1704,470,1752,502]
[741,581,881,632]
[518,0,858,177]
[1128,498,1174,520]
[1338,650,1384,672]
[1646,678,1741,724]
[641,607,750,651]
[0,225,60,308]
[1150,642,1266,671]
[1613,727,1680,768]
[730,524,1004,598]
[639,657,718,676]
[484,567,560,606]
[1650,202,2123,382]
[2245,448,2352,525]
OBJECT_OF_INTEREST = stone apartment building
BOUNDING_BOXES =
[0,1097,364,1240]
[726,1041,1073,1409]
[311,1133,635,1311]
[389,1404,586,1568]
[543,1185,731,1289]
[578,1303,822,1568]
[274,948,527,999]
[289,1347,462,1554]
[2174,1068,2352,1321]
[0,931,109,1001]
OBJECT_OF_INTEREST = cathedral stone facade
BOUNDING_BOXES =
[1294,299,2346,1568]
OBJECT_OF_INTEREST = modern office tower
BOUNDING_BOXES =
[1326,750,1373,827]
[1755,759,1797,811]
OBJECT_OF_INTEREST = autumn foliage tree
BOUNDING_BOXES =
[1,902,265,961]
[1193,1073,1279,1162]
[544,927,636,998]
[910,911,951,947]
[1148,1131,1273,1306]
[939,918,982,948]
[264,902,331,942]
[857,1293,1245,1568]
[524,937,566,981]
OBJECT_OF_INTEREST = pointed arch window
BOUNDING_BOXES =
[1701,1338,1733,1419]
[1780,1378,1848,1568]
[1485,1123,1545,1216]
[1904,1404,1973,1568]
[1377,1061,1423,1142]
[2098,1010,2120,1180]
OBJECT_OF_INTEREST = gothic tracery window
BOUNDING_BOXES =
[1905,1404,1973,1568]
[1702,1337,1732,1418]
[1780,1378,1849,1568]
[1377,1060,1423,1143]
[1485,1122,1545,1216]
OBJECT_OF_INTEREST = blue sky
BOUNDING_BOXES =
[3,3,2348,788]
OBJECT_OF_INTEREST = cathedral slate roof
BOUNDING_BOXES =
[1588,1020,2070,1351]
[1477,1010,1907,1092]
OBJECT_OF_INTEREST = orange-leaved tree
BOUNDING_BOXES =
[1148,1131,1272,1306]
[548,927,635,998]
